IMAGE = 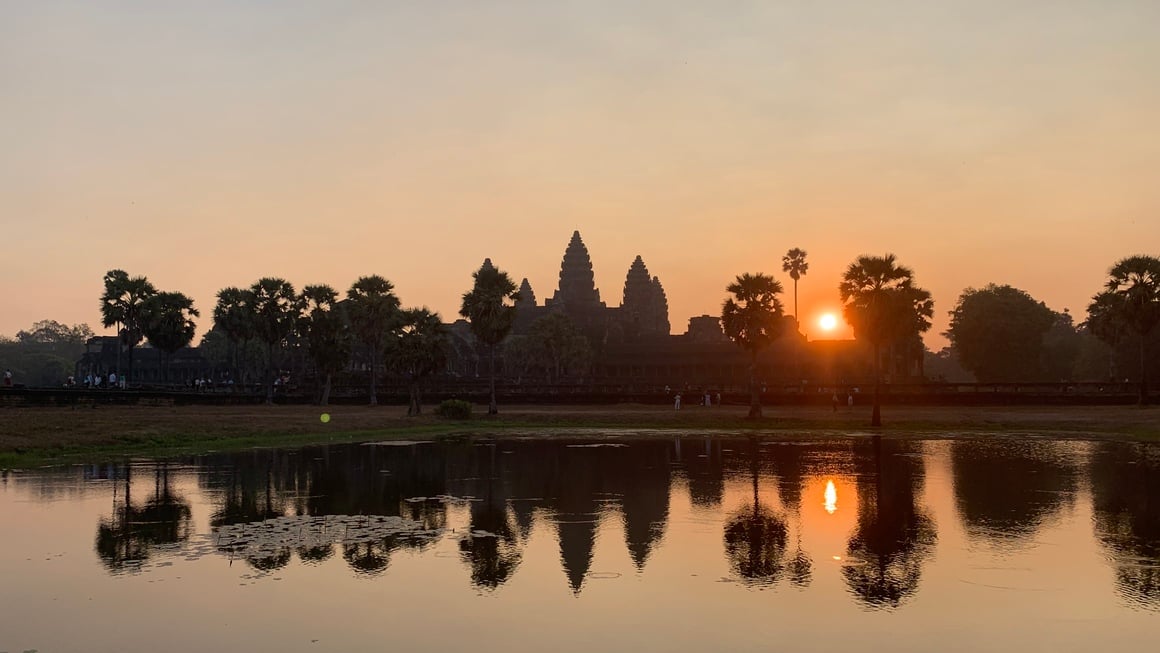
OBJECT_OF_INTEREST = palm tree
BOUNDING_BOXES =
[100,269,157,386]
[213,287,256,391]
[460,261,519,415]
[141,292,199,384]
[721,273,786,418]
[1087,255,1160,405]
[299,284,351,406]
[249,278,300,404]
[781,248,809,327]
[346,275,401,406]
[839,254,933,427]
[389,307,448,415]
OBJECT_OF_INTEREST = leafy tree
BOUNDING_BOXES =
[100,269,157,385]
[781,248,808,327]
[1086,255,1160,404]
[946,284,1055,382]
[839,255,933,426]
[346,275,401,406]
[721,273,786,418]
[16,320,94,347]
[299,284,351,406]
[388,307,447,416]
[213,287,257,390]
[141,292,199,383]
[249,278,300,404]
[460,261,519,415]
[526,313,592,381]
[1040,310,1084,382]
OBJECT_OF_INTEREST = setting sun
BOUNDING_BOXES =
[819,314,838,332]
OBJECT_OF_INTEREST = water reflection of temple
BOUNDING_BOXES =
[77,436,1160,610]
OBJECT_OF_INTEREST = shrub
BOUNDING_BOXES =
[434,399,473,420]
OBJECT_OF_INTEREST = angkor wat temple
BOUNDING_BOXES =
[448,230,924,391]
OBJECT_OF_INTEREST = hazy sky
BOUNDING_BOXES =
[3,0,1158,347]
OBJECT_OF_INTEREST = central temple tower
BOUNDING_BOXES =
[547,231,605,312]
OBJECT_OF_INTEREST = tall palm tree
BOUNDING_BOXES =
[460,261,519,415]
[141,292,199,384]
[249,278,300,404]
[100,269,157,386]
[213,287,256,391]
[781,248,809,327]
[721,273,786,418]
[346,275,401,406]
[839,254,933,427]
[1087,255,1160,405]
[299,284,351,406]
[389,307,448,416]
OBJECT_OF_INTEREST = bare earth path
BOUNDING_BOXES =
[2,403,1157,467]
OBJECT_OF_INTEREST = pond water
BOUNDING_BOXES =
[1,435,1157,652]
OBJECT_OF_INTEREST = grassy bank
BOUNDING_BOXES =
[1,403,1157,468]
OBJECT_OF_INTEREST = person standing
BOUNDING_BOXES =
[3,369,12,387]
[674,392,682,410]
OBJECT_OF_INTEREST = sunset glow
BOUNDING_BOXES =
[819,314,838,332]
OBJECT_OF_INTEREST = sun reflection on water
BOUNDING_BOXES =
[824,480,838,514]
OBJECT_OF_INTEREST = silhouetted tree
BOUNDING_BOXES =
[782,248,808,326]
[839,255,933,426]
[1086,255,1160,404]
[346,275,400,406]
[721,273,786,418]
[946,284,1055,382]
[249,278,300,404]
[299,284,351,406]
[213,287,257,391]
[388,307,447,415]
[459,260,519,415]
[141,291,199,383]
[526,312,592,381]
[100,269,157,385]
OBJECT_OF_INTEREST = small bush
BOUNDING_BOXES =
[435,399,473,420]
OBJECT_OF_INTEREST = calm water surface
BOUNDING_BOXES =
[1,435,1158,652]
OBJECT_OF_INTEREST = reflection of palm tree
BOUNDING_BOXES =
[1090,441,1160,607]
[723,438,788,586]
[842,437,935,609]
[95,463,193,572]
[343,537,398,575]
[952,440,1078,545]
[296,544,335,564]
[459,446,522,589]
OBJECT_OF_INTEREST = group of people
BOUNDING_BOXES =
[670,388,721,410]
[82,372,125,389]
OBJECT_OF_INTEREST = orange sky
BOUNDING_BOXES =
[3,1,1158,348]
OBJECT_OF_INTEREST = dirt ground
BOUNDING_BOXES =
[1,402,1157,457]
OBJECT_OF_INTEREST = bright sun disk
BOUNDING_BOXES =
[819,313,838,331]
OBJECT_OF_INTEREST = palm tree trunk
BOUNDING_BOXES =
[266,342,275,405]
[369,345,379,406]
[748,350,761,419]
[488,345,498,415]
[872,343,882,427]
[1140,334,1148,406]
[127,344,134,388]
[321,372,332,406]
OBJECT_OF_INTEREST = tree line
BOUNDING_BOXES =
[721,250,1160,424]
[4,251,1157,423]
